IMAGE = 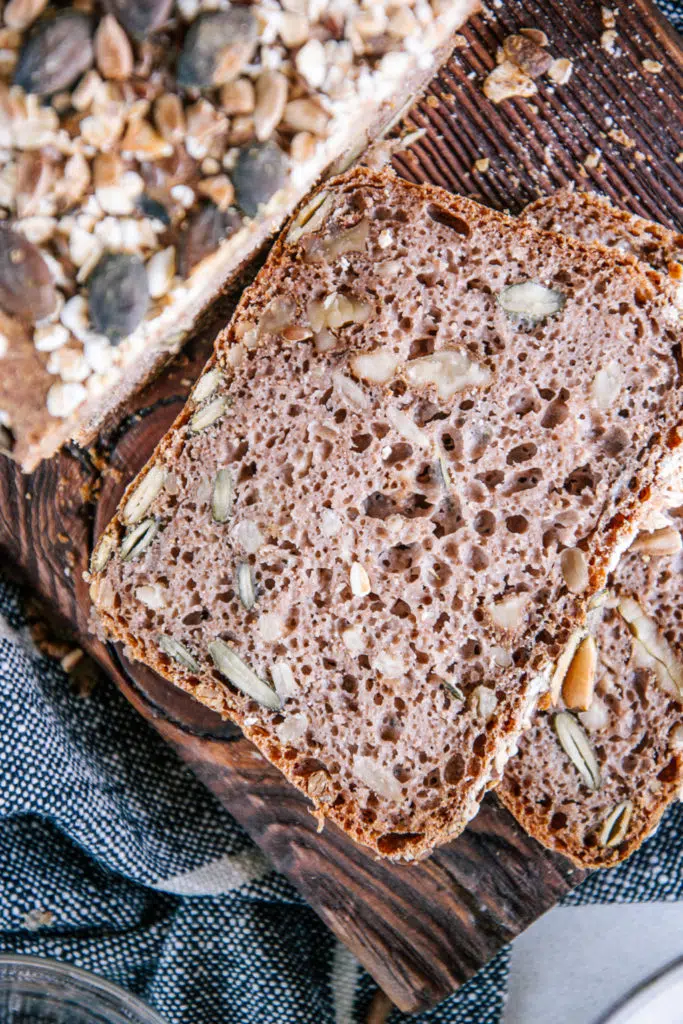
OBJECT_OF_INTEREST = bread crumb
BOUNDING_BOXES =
[609,128,635,148]
[601,29,619,54]
[548,57,573,84]
[676,151,683,164]
[483,61,537,103]
[452,34,468,48]
[60,648,84,673]
[641,59,663,74]
[474,157,490,172]
[584,151,601,169]
[601,6,617,28]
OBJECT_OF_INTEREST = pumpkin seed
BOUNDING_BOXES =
[554,711,601,790]
[190,396,229,433]
[14,11,93,95]
[103,0,173,39]
[177,10,257,88]
[232,141,288,219]
[192,368,224,405]
[157,634,201,673]
[120,518,158,561]
[178,204,242,277]
[598,800,633,848]
[122,464,167,525]
[211,468,234,522]
[208,639,281,710]
[0,226,57,323]
[87,253,149,344]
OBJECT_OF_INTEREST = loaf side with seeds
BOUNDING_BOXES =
[0,0,478,469]
[89,168,683,859]
[498,192,683,868]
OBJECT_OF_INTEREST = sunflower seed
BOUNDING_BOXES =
[192,369,223,407]
[0,227,57,323]
[103,0,173,39]
[87,253,149,344]
[498,282,566,324]
[178,204,242,277]
[232,141,288,219]
[14,12,94,95]
[157,634,201,673]
[560,546,590,594]
[562,635,597,711]
[120,518,158,561]
[191,396,229,433]
[554,711,601,790]
[122,464,167,525]
[631,525,682,557]
[253,70,288,142]
[599,800,633,848]
[208,639,281,710]
[95,14,133,80]
[237,561,256,610]
[90,531,117,573]
[4,0,48,31]
[177,10,257,89]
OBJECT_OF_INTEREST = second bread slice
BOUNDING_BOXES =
[89,169,683,859]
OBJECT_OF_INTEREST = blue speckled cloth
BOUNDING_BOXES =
[1,5,682,1020]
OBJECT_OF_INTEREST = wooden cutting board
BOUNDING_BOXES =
[1,0,681,1015]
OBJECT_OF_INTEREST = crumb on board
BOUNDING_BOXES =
[482,27,573,103]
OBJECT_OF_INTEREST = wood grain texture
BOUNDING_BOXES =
[0,0,679,1013]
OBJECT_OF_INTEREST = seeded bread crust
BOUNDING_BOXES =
[0,0,479,471]
[89,168,683,860]
[497,193,683,868]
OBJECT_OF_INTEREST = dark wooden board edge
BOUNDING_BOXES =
[1,0,680,1012]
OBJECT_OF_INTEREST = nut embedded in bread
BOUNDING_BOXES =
[89,168,683,860]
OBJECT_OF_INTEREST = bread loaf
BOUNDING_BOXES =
[88,169,683,859]
[498,192,683,867]
[0,0,478,470]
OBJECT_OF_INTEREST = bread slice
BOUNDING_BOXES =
[522,189,683,284]
[88,168,683,860]
[497,192,683,867]
[0,0,478,471]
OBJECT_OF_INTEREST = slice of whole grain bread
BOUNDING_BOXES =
[497,192,683,868]
[88,168,683,860]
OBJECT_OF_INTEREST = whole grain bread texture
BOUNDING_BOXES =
[88,168,683,860]
[0,0,478,471]
[523,189,682,289]
[497,192,683,868]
